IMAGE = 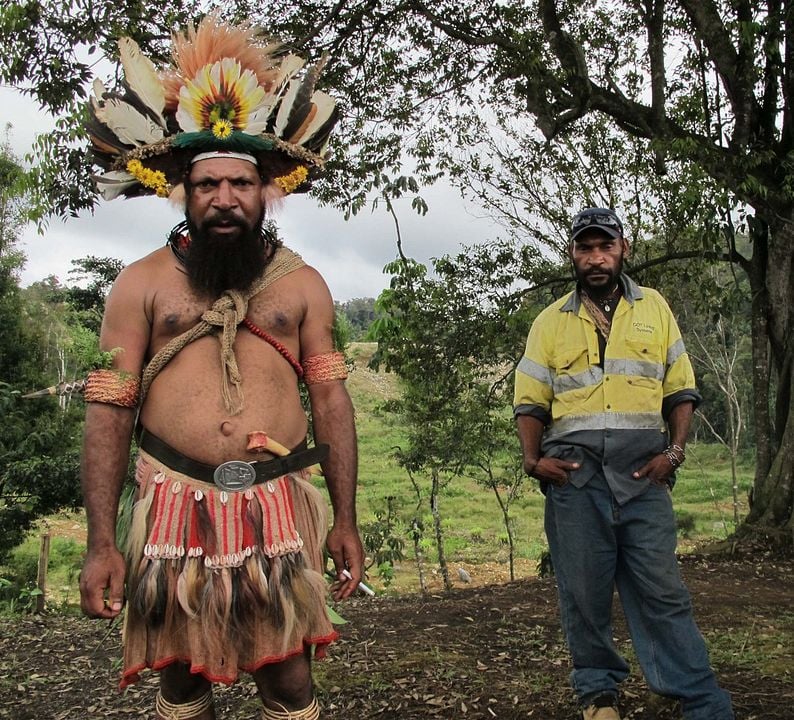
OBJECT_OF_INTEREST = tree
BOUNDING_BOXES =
[371,234,552,586]
[4,1,792,540]
[269,0,794,542]
[336,297,377,340]
[65,256,125,333]
[0,137,86,563]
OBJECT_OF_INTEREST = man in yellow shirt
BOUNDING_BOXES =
[514,208,734,720]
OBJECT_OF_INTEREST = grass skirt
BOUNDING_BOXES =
[120,451,338,688]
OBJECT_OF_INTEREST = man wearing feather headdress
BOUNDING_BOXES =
[77,16,364,720]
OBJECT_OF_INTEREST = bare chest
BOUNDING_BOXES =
[148,283,303,358]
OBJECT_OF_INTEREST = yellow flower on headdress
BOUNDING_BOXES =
[212,118,234,139]
[126,159,171,197]
[176,58,269,136]
[274,165,309,194]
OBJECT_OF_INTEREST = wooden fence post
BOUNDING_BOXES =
[36,532,50,613]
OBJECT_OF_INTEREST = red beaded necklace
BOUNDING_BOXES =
[241,317,304,378]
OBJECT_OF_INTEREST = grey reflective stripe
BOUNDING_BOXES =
[605,358,664,381]
[517,356,554,387]
[546,412,666,437]
[553,365,603,394]
[667,338,686,367]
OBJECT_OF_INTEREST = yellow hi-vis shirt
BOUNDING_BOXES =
[513,275,700,503]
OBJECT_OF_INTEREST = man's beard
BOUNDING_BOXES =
[577,256,624,299]
[183,211,267,297]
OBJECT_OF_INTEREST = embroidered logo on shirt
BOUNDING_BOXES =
[632,322,655,334]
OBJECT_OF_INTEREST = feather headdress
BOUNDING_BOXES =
[87,15,339,201]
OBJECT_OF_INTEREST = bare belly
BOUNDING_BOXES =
[139,334,308,465]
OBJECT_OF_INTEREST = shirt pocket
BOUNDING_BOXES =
[552,345,592,394]
[622,337,665,389]
[554,344,590,375]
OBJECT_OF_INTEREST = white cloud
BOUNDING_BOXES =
[4,86,499,301]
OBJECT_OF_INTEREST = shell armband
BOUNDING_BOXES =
[301,352,348,385]
[84,369,141,408]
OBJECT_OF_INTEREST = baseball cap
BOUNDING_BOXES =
[570,207,624,242]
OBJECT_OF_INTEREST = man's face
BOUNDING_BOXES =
[569,229,629,296]
[184,158,268,296]
[186,157,266,239]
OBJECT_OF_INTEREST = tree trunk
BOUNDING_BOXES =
[491,485,516,581]
[430,470,451,591]
[411,517,427,595]
[744,214,794,539]
[747,219,772,485]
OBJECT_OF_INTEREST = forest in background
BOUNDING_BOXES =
[2,0,793,601]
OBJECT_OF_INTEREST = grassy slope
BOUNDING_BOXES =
[337,343,755,593]
[5,342,756,601]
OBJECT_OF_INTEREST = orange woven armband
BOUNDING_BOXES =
[301,352,348,385]
[84,369,141,408]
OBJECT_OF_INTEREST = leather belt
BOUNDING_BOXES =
[138,429,328,491]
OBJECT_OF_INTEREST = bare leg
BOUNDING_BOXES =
[156,662,216,720]
[253,648,314,713]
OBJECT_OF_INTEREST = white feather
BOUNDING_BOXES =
[118,37,166,127]
[92,78,107,101]
[90,79,107,118]
[92,171,138,200]
[293,91,336,146]
[272,55,305,94]
[273,78,301,139]
[101,98,165,146]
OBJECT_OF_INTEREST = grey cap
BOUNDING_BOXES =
[570,207,624,242]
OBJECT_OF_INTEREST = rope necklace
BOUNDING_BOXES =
[167,220,300,373]
[142,244,306,413]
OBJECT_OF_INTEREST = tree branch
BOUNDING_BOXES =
[677,0,759,145]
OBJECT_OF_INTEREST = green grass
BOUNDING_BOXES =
[2,343,759,604]
[671,443,754,546]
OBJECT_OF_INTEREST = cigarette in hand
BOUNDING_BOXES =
[342,568,375,596]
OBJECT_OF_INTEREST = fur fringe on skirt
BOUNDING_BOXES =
[119,451,338,688]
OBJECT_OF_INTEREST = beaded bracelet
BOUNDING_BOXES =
[84,369,141,408]
[662,443,686,468]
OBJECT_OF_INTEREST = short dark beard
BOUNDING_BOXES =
[183,211,267,297]
[576,256,624,300]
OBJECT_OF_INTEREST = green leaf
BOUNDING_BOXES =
[326,604,348,625]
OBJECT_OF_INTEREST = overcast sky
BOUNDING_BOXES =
[2,86,499,302]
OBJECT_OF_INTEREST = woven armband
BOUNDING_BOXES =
[84,369,141,408]
[301,352,348,385]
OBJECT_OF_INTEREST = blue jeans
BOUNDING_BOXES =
[544,474,734,720]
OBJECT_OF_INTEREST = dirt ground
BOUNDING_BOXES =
[1,551,792,720]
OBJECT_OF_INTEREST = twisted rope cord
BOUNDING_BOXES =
[261,697,320,720]
[141,246,306,414]
[579,291,613,341]
[155,690,213,719]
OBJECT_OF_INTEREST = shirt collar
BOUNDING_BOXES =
[560,273,643,314]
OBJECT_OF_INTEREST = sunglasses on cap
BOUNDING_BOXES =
[570,209,624,242]
[571,209,623,230]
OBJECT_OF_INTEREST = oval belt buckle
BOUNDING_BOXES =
[213,460,256,492]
